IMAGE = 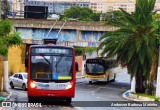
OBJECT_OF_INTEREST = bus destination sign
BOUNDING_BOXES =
[32,48,71,54]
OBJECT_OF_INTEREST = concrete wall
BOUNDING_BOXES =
[11,18,117,31]
[16,28,104,47]
[8,45,26,75]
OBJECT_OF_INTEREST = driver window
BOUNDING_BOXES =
[18,74,23,80]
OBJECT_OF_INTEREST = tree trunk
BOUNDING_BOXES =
[136,73,145,93]
[148,56,158,95]
[3,56,9,92]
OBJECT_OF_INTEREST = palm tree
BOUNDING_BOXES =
[0,19,22,92]
[98,0,159,93]
[147,14,160,95]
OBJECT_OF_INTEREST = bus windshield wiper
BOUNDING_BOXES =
[39,53,50,65]
[55,54,65,72]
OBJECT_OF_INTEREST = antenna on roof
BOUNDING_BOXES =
[55,20,67,38]
[46,19,58,38]
[43,20,66,45]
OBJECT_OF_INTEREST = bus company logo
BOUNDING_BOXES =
[2,102,42,108]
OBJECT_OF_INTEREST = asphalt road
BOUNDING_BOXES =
[3,68,160,110]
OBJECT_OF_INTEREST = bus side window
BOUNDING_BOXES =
[115,61,117,67]
[106,61,111,69]
[109,61,113,68]
[112,60,117,68]
[111,61,113,68]
[112,61,116,68]
[111,61,114,68]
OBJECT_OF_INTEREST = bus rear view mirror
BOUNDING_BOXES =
[25,52,28,67]
[25,58,28,67]
[75,62,79,72]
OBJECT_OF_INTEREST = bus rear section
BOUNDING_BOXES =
[85,58,118,84]
[27,45,76,104]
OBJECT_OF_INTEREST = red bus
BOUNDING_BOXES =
[27,44,76,104]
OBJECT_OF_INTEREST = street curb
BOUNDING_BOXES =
[122,90,141,101]
[123,90,160,101]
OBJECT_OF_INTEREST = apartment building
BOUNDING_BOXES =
[10,0,160,17]
[9,0,88,16]
[89,0,158,13]
[22,0,89,15]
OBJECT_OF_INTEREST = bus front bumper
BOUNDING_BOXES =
[28,88,75,98]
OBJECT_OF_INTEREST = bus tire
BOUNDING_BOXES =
[66,98,72,104]
[107,76,110,82]
[89,81,92,84]
[28,97,32,102]
[28,97,35,102]
[112,74,116,82]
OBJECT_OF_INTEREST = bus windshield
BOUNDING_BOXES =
[30,55,73,81]
[86,63,105,74]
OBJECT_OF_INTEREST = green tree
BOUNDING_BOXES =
[0,19,23,92]
[1,0,10,19]
[147,13,160,95]
[79,7,93,20]
[63,6,100,21]
[90,13,100,22]
[101,11,124,22]
[98,0,159,93]
[63,6,82,19]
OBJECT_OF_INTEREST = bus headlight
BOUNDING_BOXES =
[30,82,36,88]
[66,84,72,89]
[103,75,106,78]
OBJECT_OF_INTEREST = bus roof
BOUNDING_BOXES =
[30,44,74,49]
[86,57,116,61]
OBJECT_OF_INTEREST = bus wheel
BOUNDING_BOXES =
[10,82,14,89]
[112,74,116,82]
[28,97,34,103]
[89,81,92,84]
[107,76,110,82]
[66,98,72,104]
